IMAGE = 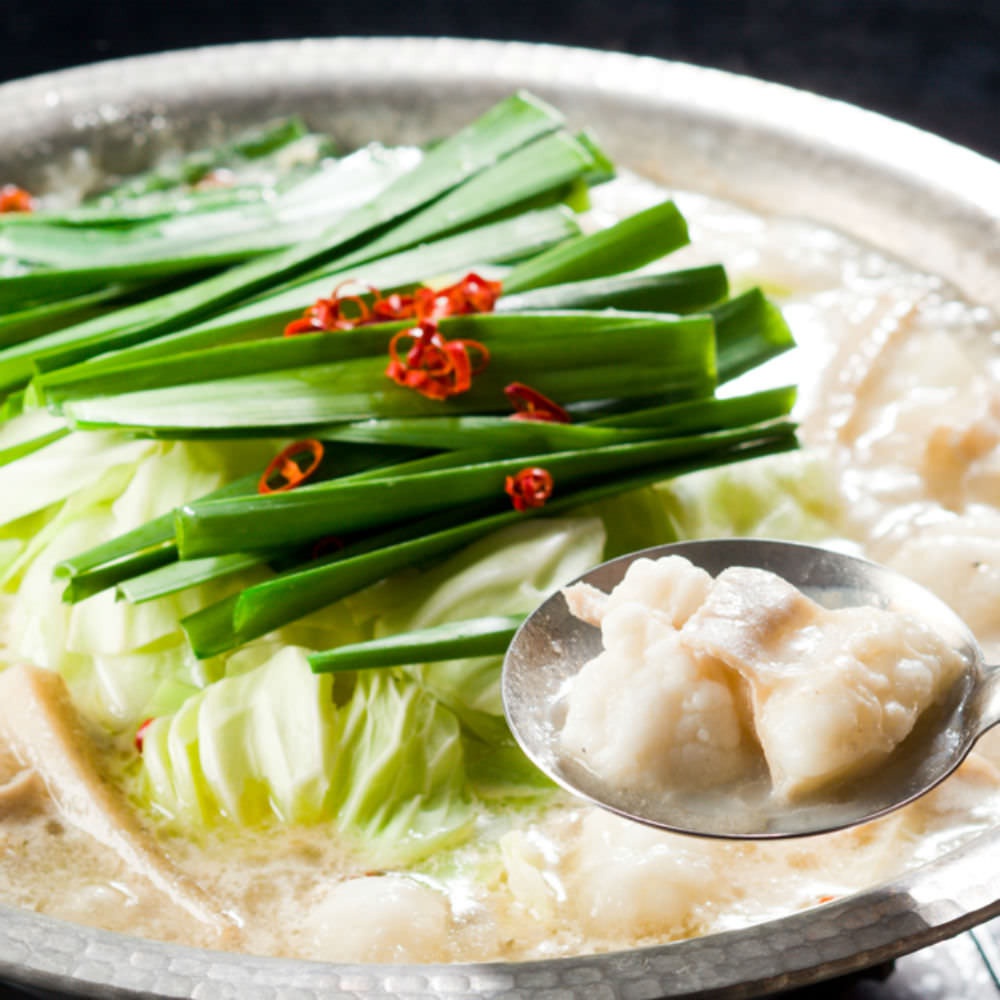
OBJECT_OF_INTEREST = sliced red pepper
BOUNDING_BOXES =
[0,184,34,214]
[326,282,375,327]
[411,272,503,323]
[284,282,378,337]
[372,289,419,322]
[450,271,503,314]
[504,382,571,424]
[386,322,489,400]
[135,717,155,753]
[283,314,323,337]
[258,439,325,494]
[284,273,502,337]
[505,467,554,511]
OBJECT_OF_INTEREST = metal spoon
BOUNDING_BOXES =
[501,538,1000,839]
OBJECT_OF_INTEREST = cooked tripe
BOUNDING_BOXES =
[560,557,755,794]
[561,556,967,801]
[683,566,967,798]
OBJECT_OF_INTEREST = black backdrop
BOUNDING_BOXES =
[1,0,998,162]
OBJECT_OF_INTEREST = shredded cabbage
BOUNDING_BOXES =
[0,430,156,529]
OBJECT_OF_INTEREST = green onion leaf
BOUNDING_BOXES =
[176,421,792,559]
[183,431,796,658]
[1,92,563,377]
[33,207,579,404]
[118,552,266,605]
[714,287,795,384]
[308,615,524,673]
[502,199,689,293]
[497,265,728,315]
[59,313,716,433]
[29,209,580,385]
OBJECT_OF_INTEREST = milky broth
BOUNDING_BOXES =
[1,170,999,962]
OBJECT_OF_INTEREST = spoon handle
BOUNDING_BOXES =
[973,664,1000,740]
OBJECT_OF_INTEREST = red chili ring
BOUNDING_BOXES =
[504,382,571,424]
[505,466,554,511]
[258,439,325,494]
[0,184,34,214]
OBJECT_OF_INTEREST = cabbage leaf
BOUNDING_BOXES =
[371,517,605,725]
[0,436,273,730]
[656,448,842,542]
[140,647,473,863]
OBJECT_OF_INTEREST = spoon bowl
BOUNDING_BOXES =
[502,538,1000,838]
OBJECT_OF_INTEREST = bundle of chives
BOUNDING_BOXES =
[28,207,581,406]
[176,420,790,558]
[2,91,805,671]
[55,312,716,432]
[0,93,570,390]
[182,434,796,659]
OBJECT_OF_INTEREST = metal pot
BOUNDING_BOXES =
[0,37,998,1000]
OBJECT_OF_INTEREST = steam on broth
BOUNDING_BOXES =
[0,103,999,965]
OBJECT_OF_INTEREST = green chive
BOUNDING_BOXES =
[0,92,564,378]
[59,313,716,433]
[176,420,793,559]
[183,433,796,658]
[502,199,689,293]
[497,265,728,315]
[307,615,524,673]
[32,207,580,404]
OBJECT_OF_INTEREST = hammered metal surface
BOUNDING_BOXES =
[0,37,999,1000]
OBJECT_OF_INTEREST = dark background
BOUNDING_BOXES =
[1,0,998,162]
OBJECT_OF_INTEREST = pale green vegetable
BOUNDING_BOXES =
[88,646,206,730]
[0,407,66,457]
[0,437,274,729]
[656,448,842,541]
[370,518,605,729]
[0,431,156,528]
[142,648,336,826]
[571,485,679,561]
[140,648,474,863]
[0,542,19,577]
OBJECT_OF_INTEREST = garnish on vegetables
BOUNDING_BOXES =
[284,282,381,336]
[0,94,802,840]
[258,439,325,494]
[421,272,503,319]
[0,184,33,213]
[283,272,503,338]
[505,381,571,423]
[385,322,490,400]
[505,466,555,511]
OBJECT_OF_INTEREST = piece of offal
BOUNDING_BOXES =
[561,557,756,795]
[0,663,238,939]
[681,566,968,800]
[561,555,968,803]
